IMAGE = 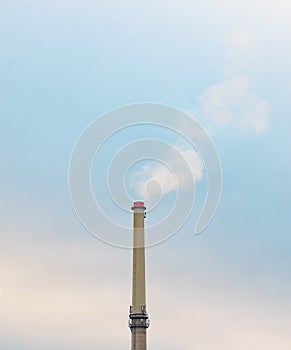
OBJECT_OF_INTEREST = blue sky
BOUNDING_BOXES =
[1,0,291,349]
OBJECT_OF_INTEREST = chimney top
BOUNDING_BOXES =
[132,201,146,210]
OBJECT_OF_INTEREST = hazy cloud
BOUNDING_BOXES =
[198,77,271,134]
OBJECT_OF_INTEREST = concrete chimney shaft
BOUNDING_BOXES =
[129,201,149,350]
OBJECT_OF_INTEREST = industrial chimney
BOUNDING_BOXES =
[129,201,149,350]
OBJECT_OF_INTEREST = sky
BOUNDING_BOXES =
[1,0,291,349]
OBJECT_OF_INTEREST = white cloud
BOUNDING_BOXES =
[129,143,204,202]
[198,77,271,134]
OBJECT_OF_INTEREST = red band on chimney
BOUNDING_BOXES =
[133,201,145,207]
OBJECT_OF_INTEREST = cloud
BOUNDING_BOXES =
[129,143,204,202]
[198,77,271,134]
